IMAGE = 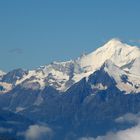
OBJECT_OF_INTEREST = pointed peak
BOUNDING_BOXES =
[97,38,139,55]
[104,38,123,47]
[108,38,122,43]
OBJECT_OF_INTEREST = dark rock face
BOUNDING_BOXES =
[88,64,117,88]
[1,69,28,85]
[0,68,140,140]
[0,86,5,91]
[0,108,33,140]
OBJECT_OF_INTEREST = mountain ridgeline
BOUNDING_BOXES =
[1,39,140,139]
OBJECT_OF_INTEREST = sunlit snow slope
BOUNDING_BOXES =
[1,39,140,93]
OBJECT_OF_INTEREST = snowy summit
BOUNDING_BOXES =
[1,38,140,94]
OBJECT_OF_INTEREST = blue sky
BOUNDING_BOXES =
[0,0,140,71]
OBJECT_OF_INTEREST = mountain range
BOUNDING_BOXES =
[1,39,140,140]
[1,39,140,93]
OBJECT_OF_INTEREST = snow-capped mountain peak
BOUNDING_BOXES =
[1,39,140,93]
[89,59,140,93]
[103,38,124,48]
[77,38,140,77]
